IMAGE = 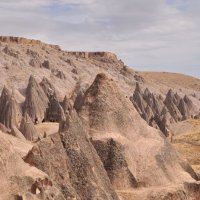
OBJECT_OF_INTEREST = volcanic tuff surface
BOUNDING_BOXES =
[0,37,200,200]
[130,83,198,136]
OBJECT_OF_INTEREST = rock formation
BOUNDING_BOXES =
[19,112,40,141]
[0,36,200,199]
[184,95,196,113]
[0,87,22,129]
[46,96,65,122]
[0,86,11,112]
[77,73,198,198]
[61,95,73,114]
[73,89,85,112]
[0,131,65,200]
[42,60,50,69]
[164,89,182,122]
[178,98,190,120]
[91,138,138,189]
[24,110,119,200]
[130,83,197,136]
[39,77,58,99]
[131,83,146,116]
[23,76,49,123]
[55,70,66,80]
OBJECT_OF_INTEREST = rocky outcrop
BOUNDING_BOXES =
[40,77,58,99]
[130,83,197,136]
[66,51,118,61]
[42,60,50,69]
[24,110,119,200]
[55,70,66,80]
[61,95,73,114]
[91,138,138,189]
[131,83,146,116]
[23,76,49,123]
[130,83,169,134]
[184,95,196,113]
[29,58,41,68]
[164,90,182,122]
[178,98,190,120]
[3,45,19,58]
[0,87,22,129]
[0,131,65,200]
[46,96,65,122]
[19,112,40,141]
[78,73,198,195]
[74,89,85,112]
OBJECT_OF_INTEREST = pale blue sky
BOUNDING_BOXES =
[0,0,199,78]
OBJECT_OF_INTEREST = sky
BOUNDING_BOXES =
[0,0,199,78]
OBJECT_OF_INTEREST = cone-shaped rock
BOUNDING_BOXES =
[164,89,182,122]
[165,89,180,106]
[144,88,151,99]
[0,90,22,129]
[0,86,11,115]
[78,73,196,191]
[178,98,190,120]
[73,89,85,112]
[134,82,143,94]
[145,104,154,124]
[20,112,40,141]
[184,95,196,113]
[154,107,172,137]
[132,90,146,115]
[174,92,181,106]
[46,96,65,122]
[23,76,49,123]
[61,95,73,114]
[152,94,165,115]
[160,105,175,124]
[40,77,58,99]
